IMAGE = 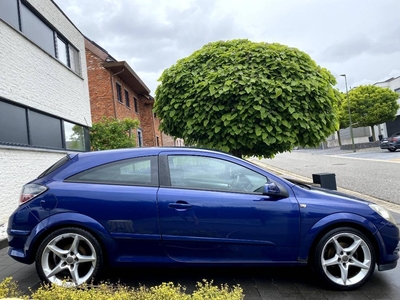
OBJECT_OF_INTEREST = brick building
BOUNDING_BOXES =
[85,38,163,147]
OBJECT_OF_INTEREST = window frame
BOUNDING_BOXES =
[116,83,123,103]
[124,89,130,107]
[0,98,90,152]
[133,97,139,113]
[137,129,143,147]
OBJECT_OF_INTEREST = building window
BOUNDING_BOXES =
[0,101,28,145]
[29,111,63,148]
[64,121,85,151]
[56,35,68,66]
[69,45,80,74]
[116,83,122,103]
[0,0,81,75]
[125,90,130,107]
[20,2,55,56]
[0,0,19,29]
[137,129,143,147]
[134,97,139,113]
[0,99,89,151]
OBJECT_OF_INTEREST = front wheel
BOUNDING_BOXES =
[388,148,396,152]
[35,227,103,286]
[313,227,375,290]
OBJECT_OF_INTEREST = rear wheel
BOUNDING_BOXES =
[313,227,375,290]
[35,227,103,286]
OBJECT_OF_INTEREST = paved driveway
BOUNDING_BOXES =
[1,246,400,299]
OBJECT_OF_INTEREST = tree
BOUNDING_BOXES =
[154,39,339,158]
[348,85,399,141]
[89,117,140,150]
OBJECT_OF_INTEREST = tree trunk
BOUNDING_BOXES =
[337,130,342,147]
[231,149,243,158]
[370,125,376,141]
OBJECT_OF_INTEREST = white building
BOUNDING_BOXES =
[374,76,400,138]
[0,0,91,224]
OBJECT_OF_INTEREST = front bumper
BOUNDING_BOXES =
[378,239,399,271]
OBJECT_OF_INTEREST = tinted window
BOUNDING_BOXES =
[0,101,28,144]
[20,3,55,56]
[168,155,267,193]
[66,156,158,186]
[0,0,19,29]
[30,111,62,148]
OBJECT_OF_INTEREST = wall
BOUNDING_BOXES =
[0,148,65,224]
[0,1,91,126]
[0,0,91,224]
[86,48,115,122]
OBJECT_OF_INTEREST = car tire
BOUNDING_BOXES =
[312,227,375,290]
[35,227,103,286]
[388,149,396,152]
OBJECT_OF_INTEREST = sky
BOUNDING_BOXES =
[54,0,400,95]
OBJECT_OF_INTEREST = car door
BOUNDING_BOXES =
[157,151,301,263]
[64,155,162,260]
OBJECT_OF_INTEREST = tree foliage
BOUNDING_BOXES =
[348,85,399,140]
[154,39,339,158]
[89,117,140,150]
[337,92,350,130]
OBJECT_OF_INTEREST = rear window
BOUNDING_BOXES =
[38,155,70,178]
[65,156,158,186]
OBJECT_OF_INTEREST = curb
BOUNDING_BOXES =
[0,238,8,250]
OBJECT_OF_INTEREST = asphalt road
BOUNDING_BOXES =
[259,146,400,206]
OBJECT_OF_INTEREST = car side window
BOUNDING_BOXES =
[66,156,158,186]
[168,155,267,193]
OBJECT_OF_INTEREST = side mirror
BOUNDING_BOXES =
[262,182,288,198]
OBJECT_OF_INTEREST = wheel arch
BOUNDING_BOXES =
[26,212,115,265]
[299,213,382,264]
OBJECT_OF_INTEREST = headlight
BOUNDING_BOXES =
[369,204,396,224]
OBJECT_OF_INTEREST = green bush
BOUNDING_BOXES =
[0,278,243,300]
[0,277,22,299]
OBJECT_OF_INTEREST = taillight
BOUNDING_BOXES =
[19,184,48,205]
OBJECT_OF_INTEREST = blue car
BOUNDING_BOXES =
[7,147,399,290]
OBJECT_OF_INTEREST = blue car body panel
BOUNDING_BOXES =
[7,147,399,271]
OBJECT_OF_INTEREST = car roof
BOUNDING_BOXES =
[72,147,224,159]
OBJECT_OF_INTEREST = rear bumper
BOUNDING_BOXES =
[7,229,33,264]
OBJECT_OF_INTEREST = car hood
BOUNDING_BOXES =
[285,177,371,205]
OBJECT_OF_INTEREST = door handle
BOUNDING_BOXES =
[168,203,193,209]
